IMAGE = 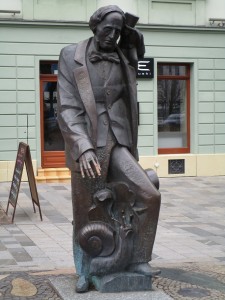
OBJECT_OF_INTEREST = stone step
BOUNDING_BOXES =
[36,168,71,183]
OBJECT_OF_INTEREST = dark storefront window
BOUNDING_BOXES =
[40,61,58,75]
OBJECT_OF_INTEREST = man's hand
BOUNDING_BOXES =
[79,150,101,178]
[119,25,145,70]
[119,25,145,58]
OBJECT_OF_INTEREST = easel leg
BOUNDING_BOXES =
[12,207,16,223]
[38,205,43,221]
[32,201,36,213]
[6,202,9,215]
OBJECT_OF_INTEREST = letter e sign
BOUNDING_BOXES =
[137,58,154,79]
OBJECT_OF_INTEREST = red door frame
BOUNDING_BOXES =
[40,74,66,168]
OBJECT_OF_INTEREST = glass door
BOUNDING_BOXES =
[40,62,65,168]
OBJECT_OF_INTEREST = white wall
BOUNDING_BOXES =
[0,0,22,18]
[0,0,21,11]
[98,0,225,23]
[97,0,138,15]
[206,0,225,20]
[2,0,225,26]
[98,0,225,26]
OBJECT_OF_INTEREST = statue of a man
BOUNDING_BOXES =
[57,5,161,293]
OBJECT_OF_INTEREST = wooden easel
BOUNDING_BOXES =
[6,142,42,223]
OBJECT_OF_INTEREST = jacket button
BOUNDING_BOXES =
[106,90,110,95]
[108,104,111,109]
[103,120,108,125]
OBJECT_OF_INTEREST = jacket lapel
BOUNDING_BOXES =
[72,39,138,156]
[73,38,97,148]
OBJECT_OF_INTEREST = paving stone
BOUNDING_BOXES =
[0,275,10,281]
[217,257,225,262]
[0,250,15,260]
[8,248,33,262]
[0,205,11,225]
[3,242,22,248]
[160,267,225,293]
[153,262,225,299]
[15,235,36,246]
[52,186,68,190]
[23,246,45,258]
[11,278,37,297]
[7,228,21,232]
[0,241,7,251]
[0,272,62,299]
[1,237,17,242]
[0,259,17,265]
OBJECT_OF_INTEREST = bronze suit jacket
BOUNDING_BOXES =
[57,38,138,171]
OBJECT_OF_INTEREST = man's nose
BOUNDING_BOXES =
[108,29,117,39]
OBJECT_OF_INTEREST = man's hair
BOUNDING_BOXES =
[89,5,125,33]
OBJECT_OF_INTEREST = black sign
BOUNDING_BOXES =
[6,142,42,222]
[137,58,154,79]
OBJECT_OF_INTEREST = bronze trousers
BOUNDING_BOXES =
[71,135,161,276]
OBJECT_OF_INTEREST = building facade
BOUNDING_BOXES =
[0,0,225,181]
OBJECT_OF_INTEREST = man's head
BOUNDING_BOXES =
[89,5,125,52]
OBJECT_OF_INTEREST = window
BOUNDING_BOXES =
[157,63,190,154]
[40,61,58,75]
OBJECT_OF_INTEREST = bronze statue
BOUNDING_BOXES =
[57,5,161,293]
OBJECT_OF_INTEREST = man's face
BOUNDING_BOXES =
[95,12,123,52]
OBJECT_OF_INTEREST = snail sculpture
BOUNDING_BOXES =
[78,182,136,276]
[78,221,133,276]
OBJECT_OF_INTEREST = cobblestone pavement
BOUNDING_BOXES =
[0,176,225,299]
[153,262,225,299]
[0,271,63,299]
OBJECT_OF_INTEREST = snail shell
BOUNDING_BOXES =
[78,221,115,257]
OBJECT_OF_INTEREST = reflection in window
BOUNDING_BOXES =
[43,81,64,151]
[40,61,58,75]
[157,64,190,153]
[158,65,186,76]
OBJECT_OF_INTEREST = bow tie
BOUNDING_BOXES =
[89,51,120,64]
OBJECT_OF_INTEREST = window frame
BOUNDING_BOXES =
[157,63,190,154]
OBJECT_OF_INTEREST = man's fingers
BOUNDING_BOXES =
[81,159,96,178]
[91,156,101,176]
[79,151,101,178]
[87,161,95,178]
[80,158,91,178]
[83,161,91,178]
[80,164,85,178]
[93,160,101,176]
